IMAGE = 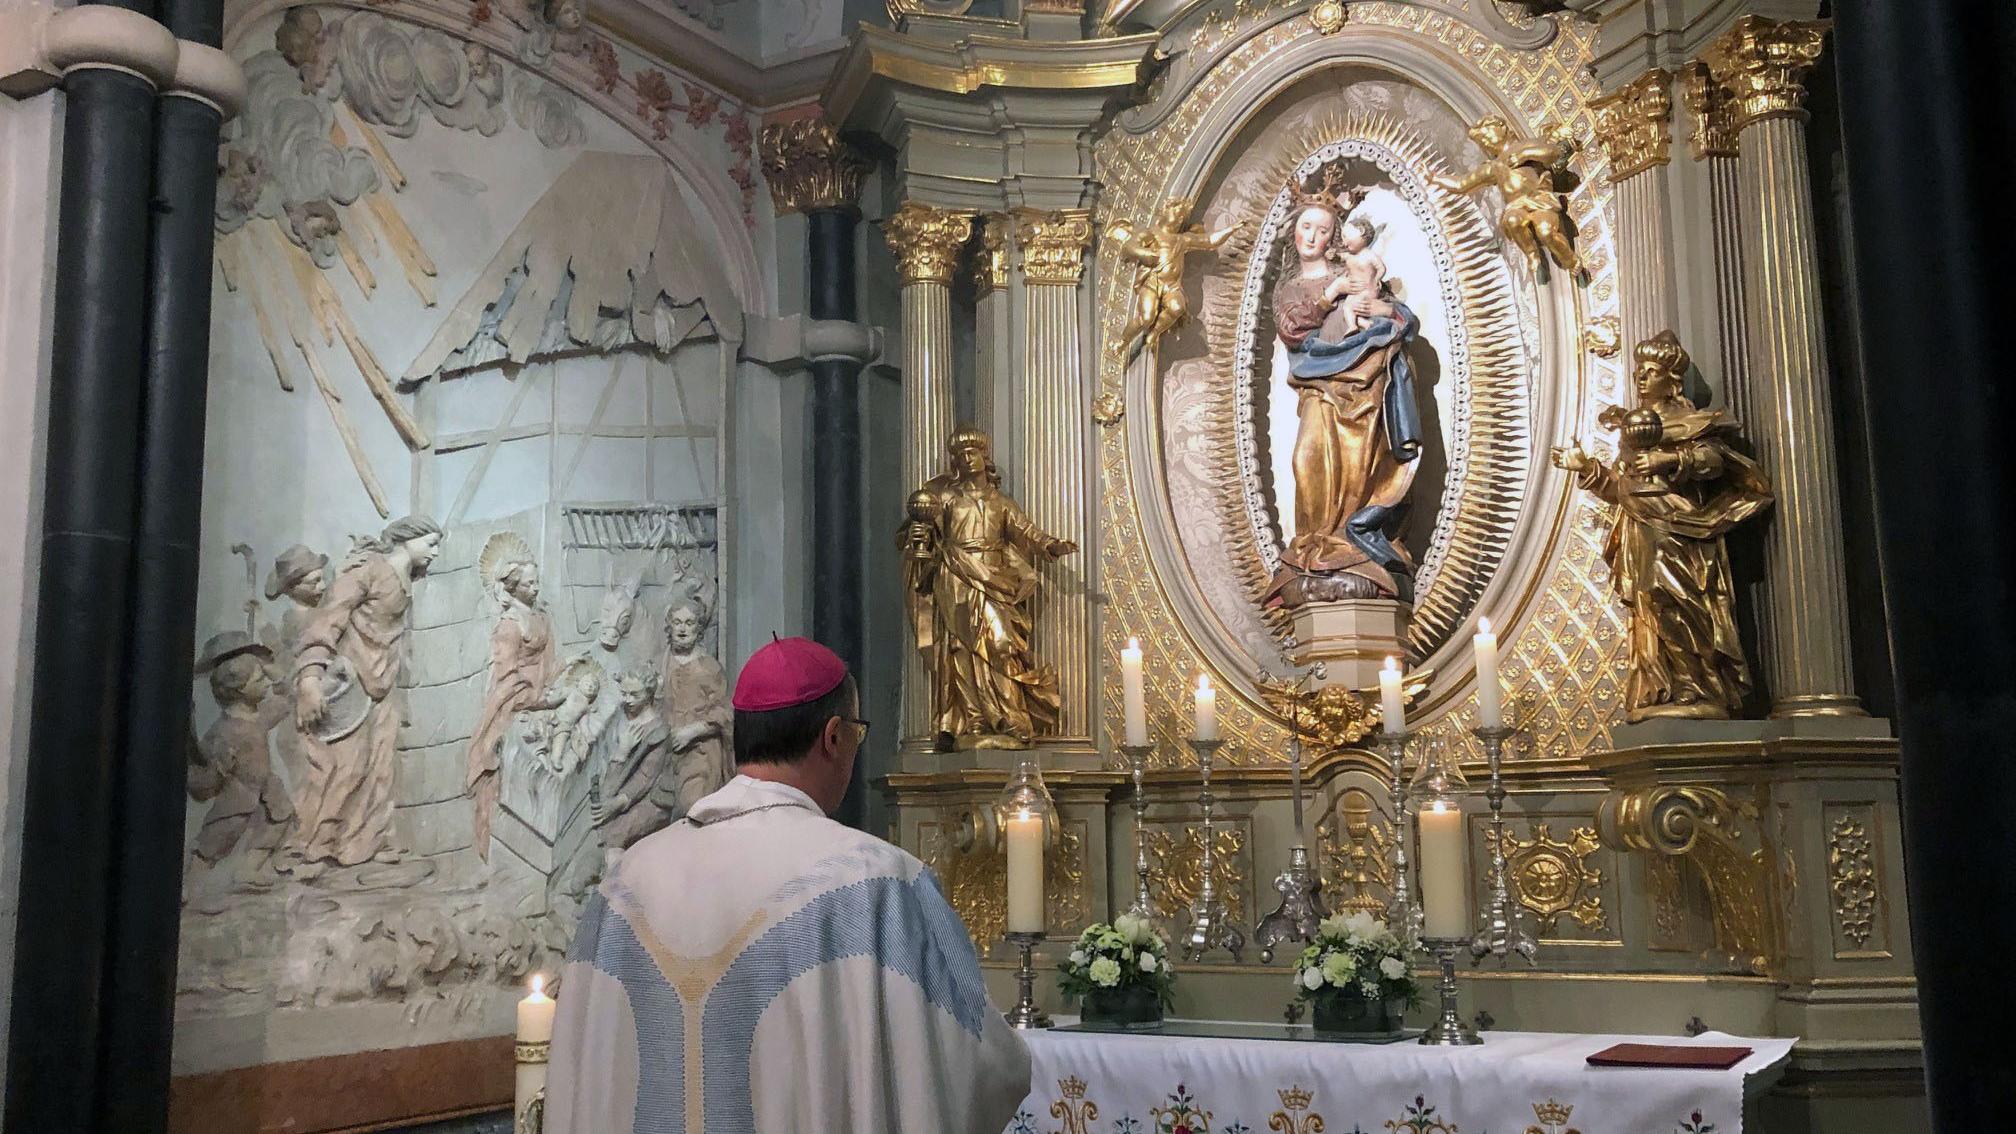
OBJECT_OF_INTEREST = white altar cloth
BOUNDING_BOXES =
[1009,1023,1794,1134]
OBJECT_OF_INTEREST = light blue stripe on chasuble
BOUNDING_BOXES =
[573,892,690,1134]
[700,871,992,1133]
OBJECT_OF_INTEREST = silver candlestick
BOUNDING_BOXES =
[1004,930,1052,1029]
[1375,729,1424,945]
[1469,725,1536,964]
[1182,738,1244,962]
[1417,936,1482,1045]
[1119,743,1157,919]
[1255,735,1326,962]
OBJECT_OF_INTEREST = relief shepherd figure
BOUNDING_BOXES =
[1267,165,1424,605]
[187,632,296,884]
[1551,332,1773,721]
[903,427,1077,750]
[282,515,443,875]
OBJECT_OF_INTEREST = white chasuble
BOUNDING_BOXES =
[548,776,1033,1133]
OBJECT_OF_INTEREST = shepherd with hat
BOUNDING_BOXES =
[548,636,1032,1134]
[186,631,296,884]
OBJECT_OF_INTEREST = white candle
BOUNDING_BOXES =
[1005,809,1046,933]
[1474,617,1504,729]
[1379,655,1407,735]
[1193,674,1218,741]
[517,974,555,1044]
[516,975,555,1125]
[1418,801,1469,939]
[1122,638,1148,748]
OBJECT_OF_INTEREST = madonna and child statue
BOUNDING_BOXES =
[1264,164,1424,608]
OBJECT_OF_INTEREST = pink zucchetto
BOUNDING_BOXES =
[732,636,849,711]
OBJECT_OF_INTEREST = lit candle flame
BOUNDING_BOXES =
[1479,615,1493,636]
[1383,655,1400,674]
[1197,673,1211,693]
[530,974,546,998]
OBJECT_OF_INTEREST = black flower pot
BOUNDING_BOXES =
[1312,991,1397,1035]
[1081,982,1163,1029]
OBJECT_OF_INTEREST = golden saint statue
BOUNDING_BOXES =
[1433,115,1585,284]
[903,427,1078,750]
[1108,199,1240,363]
[1551,332,1773,722]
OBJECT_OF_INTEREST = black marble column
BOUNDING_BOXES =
[4,9,163,1130]
[805,207,869,829]
[1832,4,2016,1127]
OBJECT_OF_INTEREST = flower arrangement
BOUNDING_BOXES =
[1058,913,1175,1027]
[1290,911,1420,1033]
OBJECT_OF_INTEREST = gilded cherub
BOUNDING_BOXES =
[1433,115,1585,284]
[1108,198,1241,363]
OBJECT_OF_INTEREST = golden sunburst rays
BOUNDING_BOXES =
[213,110,439,518]
[1199,109,1530,663]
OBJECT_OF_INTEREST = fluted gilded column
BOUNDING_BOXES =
[1679,61,1748,421]
[1013,208,1094,744]
[1591,69,1679,354]
[883,202,973,745]
[973,215,1014,443]
[759,119,874,820]
[1704,16,1863,718]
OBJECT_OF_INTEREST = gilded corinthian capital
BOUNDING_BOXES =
[1701,15,1829,130]
[757,120,871,215]
[1591,69,1673,182]
[1677,61,1739,160]
[883,202,974,286]
[1013,208,1095,286]
[975,214,1011,294]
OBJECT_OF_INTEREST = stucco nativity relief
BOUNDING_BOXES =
[1095,6,1632,766]
[181,0,746,1061]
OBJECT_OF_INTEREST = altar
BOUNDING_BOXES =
[1011,1024,1794,1134]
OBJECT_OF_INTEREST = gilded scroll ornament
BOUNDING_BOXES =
[1432,115,1585,284]
[1015,208,1095,286]
[1700,16,1829,129]
[1147,824,1247,928]
[1590,69,1672,182]
[1552,333,1773,722]
[1827,813,1879,952]
[1260,670,1429,753]
[756,119,871,215]
[903,427,1078,749]
[1677,62,1739,160]
[1051,1076,1098,1134]
[1601,785,1778,972]
[1272,1085,1325,1134]
[883,202,975,286]
[1581,316,1620,358]
[1316,787,1392,916]
[926,820,1087,948]
[1491,822,1606,933]
[976,214,1011,294]
[1107,199,1239,363]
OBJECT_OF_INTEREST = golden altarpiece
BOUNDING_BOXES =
[801,0,1908,1125]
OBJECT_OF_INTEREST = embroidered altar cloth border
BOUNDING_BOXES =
[1008,1026,1794,1134]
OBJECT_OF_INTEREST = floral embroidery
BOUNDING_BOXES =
[1008,1109,1039,1134]
[1385,1095,1458,1134]
[1675,1111,1716,1134]
[1113,1117,1145,1134]
[1153,1083,1214,1134]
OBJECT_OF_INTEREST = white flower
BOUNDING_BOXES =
[1320,952,1355,987]
[1317,914,1348,939]
[1113,912,1146,941]
[1300,966,1325,991]
[1070,950,1088,968]
[1089,957,1123,987]
[1342,911,1381,943]
[1138,951,1159,973]
[1380,956,1408,980]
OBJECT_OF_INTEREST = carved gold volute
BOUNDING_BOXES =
[1677,61,1739,160]
[1600,785,1781,973]
[1013,208,1095,286]
[883,202,976,286]
[1591,69,1673,182]
[1701,15,1830,129]
[757,119,872,215]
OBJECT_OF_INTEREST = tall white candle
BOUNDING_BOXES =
[1379,656,1407,735]
[516,975,555,1125]
[1193,674,1218,741]
[1005,809,1046,933]
[1474,617,1504,729]
[1418,801,1469,938]
[1122,638,1148,748]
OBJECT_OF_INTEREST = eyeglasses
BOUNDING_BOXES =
[847,717,872,738]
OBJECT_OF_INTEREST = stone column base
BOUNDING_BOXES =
[1289,598,1410,689]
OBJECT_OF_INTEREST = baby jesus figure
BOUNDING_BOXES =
[1321,216,1388,333]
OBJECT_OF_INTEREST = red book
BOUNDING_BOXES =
[1586,1043,1753,1070]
